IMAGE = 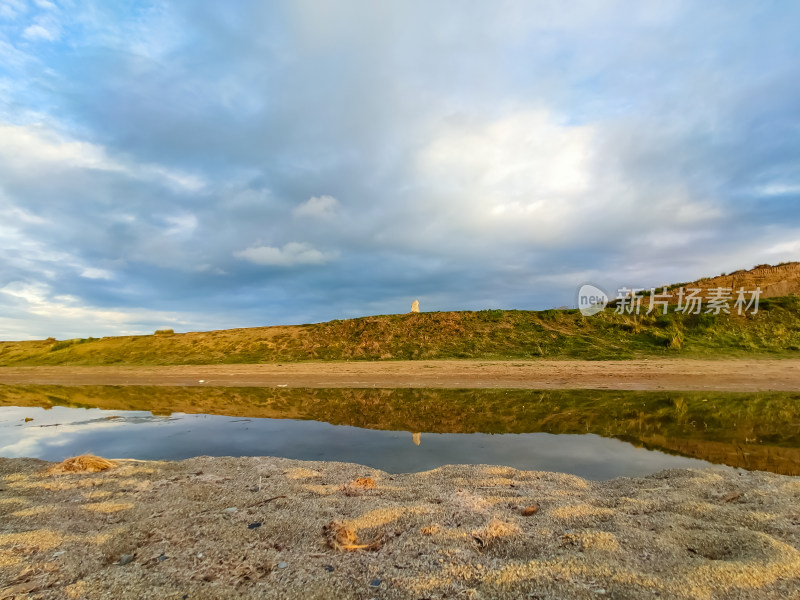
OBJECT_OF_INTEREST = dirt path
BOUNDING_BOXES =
[1,359,799,391]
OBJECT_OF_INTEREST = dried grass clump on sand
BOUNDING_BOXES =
[341,476,376,496]
[322,521,383,551]
[472,517,522,550]
[47,455,117,474]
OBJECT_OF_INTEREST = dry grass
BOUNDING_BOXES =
[521,504,540,516]
[322,521,384,552]
[47,455,117,474]
[2,291,800,366]
[472,517,522,551]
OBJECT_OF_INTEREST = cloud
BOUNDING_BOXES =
[293,195,339,219]
[0,279,194,339]
[0,123,204,191]
[80,268,113,280]
[233,242,332,267]
[163,213,198,237]
[415,109,595,242]
[1,1,800,338]
[756,183,800,197]
[22,24,57,41]
[0,0,26,20]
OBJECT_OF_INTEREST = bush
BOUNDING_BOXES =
[154,329,175,335]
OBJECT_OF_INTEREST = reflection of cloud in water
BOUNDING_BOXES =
[0,405,712,479]
[0,406,170,459]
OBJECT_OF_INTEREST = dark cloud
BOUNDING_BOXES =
[1,0,799,338]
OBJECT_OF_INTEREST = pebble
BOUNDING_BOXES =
[248,522,262,529]
[224,507,238,513]
[369,578,381,588]
[277,562,287,569]
[119,554,134,565]
[324,565,334,572]
[52,551,66,558]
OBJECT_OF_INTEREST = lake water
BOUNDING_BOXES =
[1,385,798,479]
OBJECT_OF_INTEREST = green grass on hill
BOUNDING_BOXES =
[1,296,800,366]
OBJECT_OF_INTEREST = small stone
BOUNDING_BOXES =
[248,522,262,529]
[324,565,334,572]
[119,554,134,565]
[52,551,66,557]
[157,554,168,562]
[277,561,287,569]
[224,507,238,513]
[369,578,381,588]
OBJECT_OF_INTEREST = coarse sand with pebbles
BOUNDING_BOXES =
[1,456,799,599]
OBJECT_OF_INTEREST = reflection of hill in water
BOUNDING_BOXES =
[2,385,799,475]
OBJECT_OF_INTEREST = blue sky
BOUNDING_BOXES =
[1,0,799,339]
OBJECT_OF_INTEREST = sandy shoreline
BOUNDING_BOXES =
[1,456,799,599]
[3,360,800,597]
[2,358,800,391]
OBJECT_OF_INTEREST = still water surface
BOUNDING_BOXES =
[0,405,709,479]
[1,385,797,479]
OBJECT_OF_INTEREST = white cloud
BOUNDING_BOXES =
[80,267,113,280]
[163,213,198,237]
[756,183,800,197]
[0,279,193,340]
[408,109,723,252]
[0,122,205,192]
[415,109,596,243]
[0,0,26,20]
[422,110,593,201]
[22,24,57,41]
[234,242,332,267]
[293,194,339,219]
[765,235,800,257]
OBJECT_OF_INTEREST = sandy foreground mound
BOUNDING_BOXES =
[1,457,799,599]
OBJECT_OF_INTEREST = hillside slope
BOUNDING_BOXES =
[2,262,799,366]
[667,261,800,298]
[1,295,799,365]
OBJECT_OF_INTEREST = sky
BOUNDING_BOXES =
[1,0,799,340]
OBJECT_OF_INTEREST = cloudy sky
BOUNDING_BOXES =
[1,1,799,339]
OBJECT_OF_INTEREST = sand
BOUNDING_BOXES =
[2,358,800,391]
[1,456,799,599]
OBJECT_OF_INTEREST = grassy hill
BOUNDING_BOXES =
[1,294,799,366]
